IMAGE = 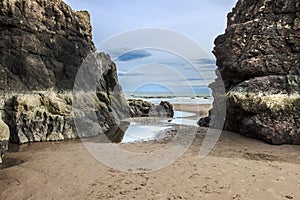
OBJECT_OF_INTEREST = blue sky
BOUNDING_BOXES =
[64,0,237,95]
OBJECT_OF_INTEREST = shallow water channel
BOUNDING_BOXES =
[105,111,199,143]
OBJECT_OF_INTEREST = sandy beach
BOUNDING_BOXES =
[1,0,300,199]
[1,104,300,200]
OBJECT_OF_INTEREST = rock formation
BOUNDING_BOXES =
[0,116,9,164]
[0,0,93,91]
[128,99,174,118]
[0,0,130,146]
[202,0,300,144]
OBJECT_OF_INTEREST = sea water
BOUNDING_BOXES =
[105,92,208,143]
[120,111,198,143]
[121,126,171,143]
[125,92,213,105]
[163,111,199,127]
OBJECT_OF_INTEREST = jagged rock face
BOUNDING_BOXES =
[8,91,75,144]
[211,0,300,144]
[0,0,93,91]
[0,0,131,144]
[2,52,131,144]
[128,99,174,118]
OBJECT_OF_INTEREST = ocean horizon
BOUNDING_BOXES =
[124,91,213,105]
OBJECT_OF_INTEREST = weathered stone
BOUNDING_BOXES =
[159,101,174,117]
[0,117,9,164]
[6,91,74,144]
[3,52,131,144]
[0,0,94,91]
[226,76,300,144]
[129,99,174,118]
[0,0,131,144]
[200,0,300,144]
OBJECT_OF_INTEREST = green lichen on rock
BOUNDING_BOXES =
[0,122,9,141]
[11,91,75,144]
[9,89,126,144]
[228,92,300,115]
[40,91,72,115]
[225,77,300,144]
[0,117,9,164]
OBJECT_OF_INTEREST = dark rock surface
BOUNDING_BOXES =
[0,0,94,91]
[197,110,211,128]
[129,99,174,118]
[0,0,130,144]
[201,0,300,144]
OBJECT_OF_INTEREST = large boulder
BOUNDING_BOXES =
[202,0,300,144]
[0,0,130,144]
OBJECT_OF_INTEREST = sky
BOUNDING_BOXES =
[64,0,237,95]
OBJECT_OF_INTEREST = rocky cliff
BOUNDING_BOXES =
[0,0,93,90]
[0,0,130,145]
[204,0,300,144]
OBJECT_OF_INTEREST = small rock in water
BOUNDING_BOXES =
[128,99,174,118]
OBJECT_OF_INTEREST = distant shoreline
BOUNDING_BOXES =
[126,93,213,105]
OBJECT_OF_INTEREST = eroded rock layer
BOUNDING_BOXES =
[209,0,300,144]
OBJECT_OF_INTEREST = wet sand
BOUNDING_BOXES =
[1,105,300,200]
[173,104,211,114]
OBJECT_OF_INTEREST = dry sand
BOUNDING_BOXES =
[1,105,300,200]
